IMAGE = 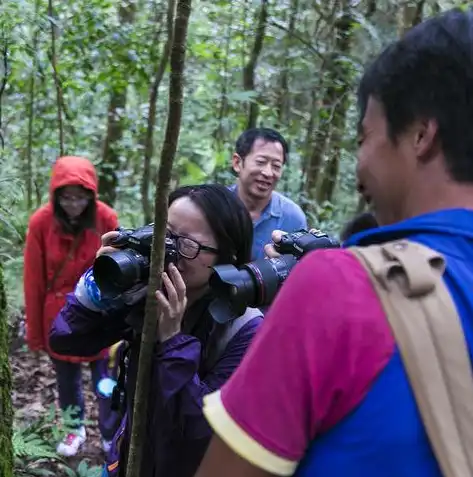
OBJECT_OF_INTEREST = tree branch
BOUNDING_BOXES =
[268,19,324,60]
[0,32,10,149]
[47,0,65,155]
[125,1,193,474]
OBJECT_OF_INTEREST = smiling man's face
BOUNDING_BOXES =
[356,96,420,226]
[232,138,284,202]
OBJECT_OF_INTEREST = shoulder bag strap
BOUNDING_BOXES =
[350,239,473,477]
[46,235,81,292]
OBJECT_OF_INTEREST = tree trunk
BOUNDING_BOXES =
[47,0,64,156]
[356,196,366,214]
[366,0,376,17]
[276,0,298,128]
[316,3,355,205]
[125,0,192,476]
[98,0,137,207]
[141,0,176,224]
[399,0,425,36]
[213,3,233,149]
[0,263,13,477]
[302,1,353,217]
[25,0,41,211]
[242,0,268,130]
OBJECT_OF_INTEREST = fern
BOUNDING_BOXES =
[12,405,93,476]
[12,432,58,460]
[76,459,103,477]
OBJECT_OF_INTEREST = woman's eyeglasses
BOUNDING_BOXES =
[167,231,219,260]
[58,195,90,207]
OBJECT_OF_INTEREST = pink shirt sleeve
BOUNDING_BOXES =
[203,249,395,475]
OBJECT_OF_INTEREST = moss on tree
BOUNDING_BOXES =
[0,262,13,477]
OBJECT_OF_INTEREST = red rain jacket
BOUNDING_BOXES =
[23,156,118,362]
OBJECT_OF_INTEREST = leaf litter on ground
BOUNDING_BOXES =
[11,345,105,476]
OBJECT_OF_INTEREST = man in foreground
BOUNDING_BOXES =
[196,7,473,477]
[229,128,307,259]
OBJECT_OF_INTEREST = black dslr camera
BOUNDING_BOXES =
[93,224,178,298]
[209,229,339,317]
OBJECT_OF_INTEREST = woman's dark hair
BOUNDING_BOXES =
[168,184,253,266]
[54,186,96,235]
[340,212,378,242]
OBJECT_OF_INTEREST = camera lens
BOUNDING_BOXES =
[209,254,298,314]
[93,250,149,297]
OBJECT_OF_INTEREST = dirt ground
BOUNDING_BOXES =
[11,345,105,475]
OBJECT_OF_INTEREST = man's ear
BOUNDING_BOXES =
[414,118,439,162]
[232,153,243,175]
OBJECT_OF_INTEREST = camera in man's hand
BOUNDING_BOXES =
[209,229,340,317]
[93,224,178,298]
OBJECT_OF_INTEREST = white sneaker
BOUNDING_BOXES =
[102,438,112,453]
[56,426,86,457]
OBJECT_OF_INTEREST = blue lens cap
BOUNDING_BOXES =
[97,377,117,398]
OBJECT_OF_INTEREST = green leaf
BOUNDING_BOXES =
[225,90,258,102]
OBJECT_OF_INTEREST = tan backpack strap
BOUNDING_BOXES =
[350,240,473,477]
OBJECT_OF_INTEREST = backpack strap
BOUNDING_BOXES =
[350,239,473,477]
[206,307,262,371]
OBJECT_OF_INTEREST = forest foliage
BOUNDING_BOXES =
[0,1,468,475]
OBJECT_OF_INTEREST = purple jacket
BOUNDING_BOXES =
[49,293,262,477]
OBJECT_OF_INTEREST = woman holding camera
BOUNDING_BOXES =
[49,184,263,477]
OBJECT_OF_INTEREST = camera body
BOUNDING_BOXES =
[93,224,178,298]
[209,229,339,317]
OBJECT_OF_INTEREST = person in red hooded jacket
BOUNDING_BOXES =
[23,156,119,457]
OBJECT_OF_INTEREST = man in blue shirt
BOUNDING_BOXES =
[229,128,307,259]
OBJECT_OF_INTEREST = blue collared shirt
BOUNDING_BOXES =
[229,184,307,260]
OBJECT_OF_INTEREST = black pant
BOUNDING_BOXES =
[52,358,115,440]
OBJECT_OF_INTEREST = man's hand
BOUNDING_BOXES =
[263,230,287,259]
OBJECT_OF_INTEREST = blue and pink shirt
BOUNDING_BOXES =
[203,208,473,476]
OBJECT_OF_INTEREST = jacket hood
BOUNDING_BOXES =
[50,156,98,199]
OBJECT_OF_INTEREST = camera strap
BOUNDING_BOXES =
[350,240,473,477]
[46,235,81,292]
[206,307,263,370]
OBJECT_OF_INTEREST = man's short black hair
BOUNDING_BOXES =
[358,7,473,182]
[235,128,289,164]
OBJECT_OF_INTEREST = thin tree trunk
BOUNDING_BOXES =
[0,263,13,477]
[213,3,233,149]
[25,0,41,211]
[141,0,176,224]
[356,196,366,214]
[242,0,268,129]
[302,0,355,217]
[47,0,64,156]
[0,32,9,150]
[366,0,376,17]
[399,0,425,36]
[99,0,136,207]
[125,1,192,476]
[276,0,298,128]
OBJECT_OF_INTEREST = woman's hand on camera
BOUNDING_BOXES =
[264,230,287,258]
[156,263,187,342]
[96,231,120,258]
